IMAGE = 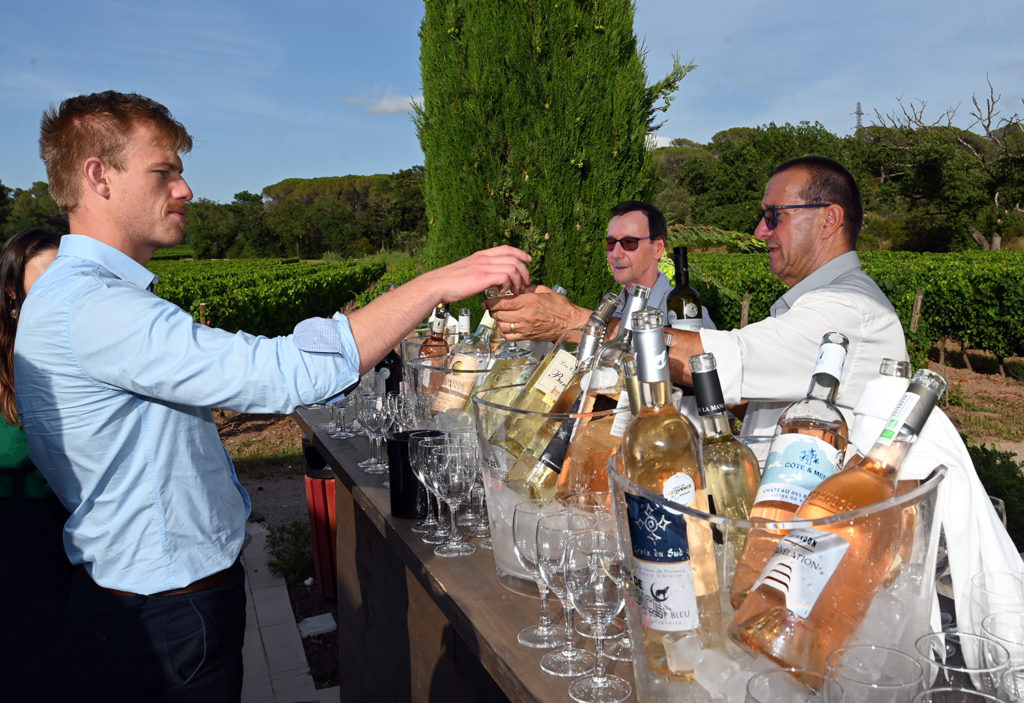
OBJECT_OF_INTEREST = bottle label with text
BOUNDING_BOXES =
[752,527,849,618]
[432,353,480,412]
[625,492,700,631]
[532,349,578,401]
[755,434,842,506]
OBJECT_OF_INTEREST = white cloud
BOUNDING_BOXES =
[367,91,422,115]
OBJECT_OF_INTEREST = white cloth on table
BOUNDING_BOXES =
[699,251,908,438]
[850,385,1023,643]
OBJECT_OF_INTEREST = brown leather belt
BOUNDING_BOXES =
[79,562,235,598]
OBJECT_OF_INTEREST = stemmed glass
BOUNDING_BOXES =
[536,511,598,677]
[327,399,356,440]
[565,528,631,703]
[356,392,388,475]
[914,630,1010,695]
[824,644,924,702]
[512,498,568,648]
[568,491,630,662]
[409,431,444,538]
[430,441,477,557]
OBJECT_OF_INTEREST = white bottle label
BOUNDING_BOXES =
[532,349,577,401]
[815,342,846,380]
[625,493,700,631]
[663,472,696,507]
[756,434,842,506]
[753,528,849,618]
[609,391,634,438]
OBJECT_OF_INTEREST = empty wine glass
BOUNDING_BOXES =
[512,498,568,649]
[414,435,450,545]
[825,644,924,702]
[565,529,631,703]
[430,441,476,558]
[356,392,388,475]
[914,630,1010,695]
[567,491,629,660]
[980,610,1024,666]
[327,399,356,440]
[409,431,444,537]
[746,668,845,702]
[968,570,1024,636]
[536,511,597,677]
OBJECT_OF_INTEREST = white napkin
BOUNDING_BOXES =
[850,387,1024,641]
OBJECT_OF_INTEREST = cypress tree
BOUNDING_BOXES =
[416,0,690,308]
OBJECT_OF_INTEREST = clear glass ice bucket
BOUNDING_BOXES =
[471,384,630,596]
[606,456,947,702]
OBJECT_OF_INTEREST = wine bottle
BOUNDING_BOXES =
[489,293,619,458]
[515,294,620,497]
[729,369,946,673]
[666,246,702,331]
[375,349,404,396]
[551,286,652,501]
[728,332,850,608]
[689,352,760,567]
[417,307,450,394]
[846,358,913,467]
[458,307,471,340]
[621,308,721,680]
[431,311,496,412]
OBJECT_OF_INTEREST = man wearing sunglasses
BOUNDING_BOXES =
[486,200,712,339]
[663,155,908,436]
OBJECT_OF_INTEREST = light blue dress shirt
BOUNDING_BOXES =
[14,235,361,594]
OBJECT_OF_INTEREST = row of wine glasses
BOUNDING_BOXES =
[512,493,633,703]
[407,428,492,558]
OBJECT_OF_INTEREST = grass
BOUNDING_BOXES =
[266,520,315,588]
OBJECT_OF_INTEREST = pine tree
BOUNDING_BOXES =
[416,0,691,308]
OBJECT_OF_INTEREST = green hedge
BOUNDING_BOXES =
[150,258,386,337]
[687,250,1024,365]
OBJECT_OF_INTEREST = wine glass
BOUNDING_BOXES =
[967,570,1024,636]
[981,610,1024,667]
[824,644,924,702]
[567,491,630,661]
[914,630,1010,695]
[356,392,388,475]
[408,431,444,538]
[512,498,568,648]
[430,441,476,558]
[327,398,356,440]
[746,668,845,702]
[564,529,631,703]
[536,511,597,677]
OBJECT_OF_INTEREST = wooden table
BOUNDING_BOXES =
[292,408,637,703]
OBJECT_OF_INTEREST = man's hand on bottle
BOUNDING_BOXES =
[484,285,590,343]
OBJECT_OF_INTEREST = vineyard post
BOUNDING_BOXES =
[740,294,751,328]
[199,302,209,326]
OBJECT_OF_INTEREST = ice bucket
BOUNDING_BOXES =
[606,457,947,702]
[471,384,630,596]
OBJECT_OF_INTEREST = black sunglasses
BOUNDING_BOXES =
[759,203,830,230]
[605,236,651,252]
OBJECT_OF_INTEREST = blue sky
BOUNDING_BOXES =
[2,0,1022,204]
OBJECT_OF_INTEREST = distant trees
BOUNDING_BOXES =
[416,0,691,308]
[651,84,1024,252]
[183,169,427,259]
[0,181,67,239]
